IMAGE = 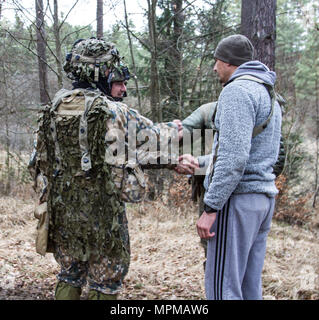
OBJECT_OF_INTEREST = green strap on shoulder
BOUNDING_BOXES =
[79,91,102,172]
[234,75,276,138]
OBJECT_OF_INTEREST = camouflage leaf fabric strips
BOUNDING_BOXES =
[36,93,129,263]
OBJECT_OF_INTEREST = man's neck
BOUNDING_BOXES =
[223,65,238,86]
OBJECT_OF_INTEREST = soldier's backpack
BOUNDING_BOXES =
[38,88,147,202]
[30,88,147,256]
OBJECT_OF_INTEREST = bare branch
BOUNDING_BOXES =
[58,0,81,31]
[4,28,59,77]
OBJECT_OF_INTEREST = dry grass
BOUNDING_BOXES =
[121,201,205,300]
[263,221,319,300]
[0,188,318,300]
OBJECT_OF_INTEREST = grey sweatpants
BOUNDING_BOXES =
[205,193,275,300]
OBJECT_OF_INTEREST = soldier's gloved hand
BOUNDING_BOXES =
[173,119,183,140]
[174,154,199,175]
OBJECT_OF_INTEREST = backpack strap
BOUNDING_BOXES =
[233,75,276,138]
[79,91,102,172]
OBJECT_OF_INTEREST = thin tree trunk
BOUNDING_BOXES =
[97,0,103,39]
[147,0,161,122]
[35,0,50,105]
[5,114,10,195]
[53,0,63,88]
[313,76,319,207]
[123,0,141,110]
[173,0,184,118]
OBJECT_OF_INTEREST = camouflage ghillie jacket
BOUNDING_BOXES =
[29,88,178,260]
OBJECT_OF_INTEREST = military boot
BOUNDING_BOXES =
[55,281,82,300]
[88,290,117,300]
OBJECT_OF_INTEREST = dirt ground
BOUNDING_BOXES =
[0,194,318,300]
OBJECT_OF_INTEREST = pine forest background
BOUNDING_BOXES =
[0,0,319,300]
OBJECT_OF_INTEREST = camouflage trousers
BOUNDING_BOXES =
[53,211,130,295]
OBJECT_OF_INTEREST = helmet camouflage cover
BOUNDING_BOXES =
[63,37,130,84]
[109,65,131,83]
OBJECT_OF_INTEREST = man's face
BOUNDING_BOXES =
[111,81,127,99]
[213,59,235,86]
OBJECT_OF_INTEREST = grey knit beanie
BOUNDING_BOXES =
[214,34,254,66]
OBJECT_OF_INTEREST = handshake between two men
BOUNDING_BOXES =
[171,118,217,241]
[172,119,200,175]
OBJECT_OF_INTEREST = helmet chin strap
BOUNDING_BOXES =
[96,77,110,96]
[111,97,123,102]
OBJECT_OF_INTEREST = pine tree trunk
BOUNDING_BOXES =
[147,0,161,122]
[5,115,10,195]
[97,0,103,39]
[53,0,63,89]
[313,76,319,207]
[123,0,141,110]
[241,0,277,71]
[35,0,50,105]
[173,0,184,118]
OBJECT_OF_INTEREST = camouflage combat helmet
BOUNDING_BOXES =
[63,37,130,85]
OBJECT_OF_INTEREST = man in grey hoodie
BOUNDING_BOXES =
[178,34,282,300]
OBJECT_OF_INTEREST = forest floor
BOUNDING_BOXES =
[0,187,319,300]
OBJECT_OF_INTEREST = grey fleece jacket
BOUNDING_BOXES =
[203,61,282,211]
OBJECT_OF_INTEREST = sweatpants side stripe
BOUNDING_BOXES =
[217,204,225,299]
[213,199,230,300]
[213,206,222,300]
[220,199,230,299]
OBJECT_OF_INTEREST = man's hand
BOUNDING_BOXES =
[173,119,183,140]
[174,154,199,175]
[196,211,217,239]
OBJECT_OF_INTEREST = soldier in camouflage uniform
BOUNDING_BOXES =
[29,38,178,300]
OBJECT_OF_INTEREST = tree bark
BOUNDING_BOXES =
[97,0,103,39]
[171,0,184,118]
[147,0,161,122]
[35,0,50,105]
[313,75,319,207]
[123,0,141,110]
[53,0,63,89]
[241,0,277,71]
